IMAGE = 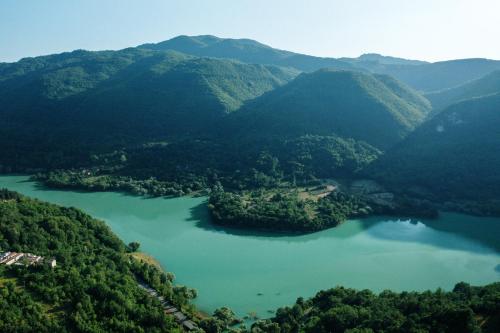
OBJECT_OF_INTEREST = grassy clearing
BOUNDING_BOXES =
[129,252,163,270]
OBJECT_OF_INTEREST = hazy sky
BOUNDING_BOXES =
[1,0,499,63]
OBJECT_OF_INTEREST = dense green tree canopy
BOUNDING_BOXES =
[252,283,500,333]
[0,189,194,332]
[370,93,500,215]
[228,69,431,149]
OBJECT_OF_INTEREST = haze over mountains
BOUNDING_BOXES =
[426,70,500,112]
[0,34,499,208]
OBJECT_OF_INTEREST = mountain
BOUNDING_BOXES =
[0,47,297,168]
[139,35,356,72]
[227,69,431,149]
[371,93,500,204]
[1,36,499,200]
[340,53,428,68]
[426,70,500,112]
[139,35,500,93]
[380,58,500,93]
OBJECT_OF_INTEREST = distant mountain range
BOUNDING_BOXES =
[139,35,500,92]
[426,70,500,112]
[138,35,356,72]
[340,53,428,66]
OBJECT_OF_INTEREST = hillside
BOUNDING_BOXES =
[227,69,431,149]
[426,70,500,112]
[0,189,195,332]
[47,69,427,199]
[0,48,297,169]
[371,93,500,211]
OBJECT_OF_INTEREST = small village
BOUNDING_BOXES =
[0,251,56,268]
[138,281,198,331]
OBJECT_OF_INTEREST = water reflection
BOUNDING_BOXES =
[360,215,500,254]
[190,199,500,254]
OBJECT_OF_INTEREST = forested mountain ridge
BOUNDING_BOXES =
[227,69,431,149]
[0,46,430,172]
[379,58,500,93]
[140,35,500,92]
[138,35,356,72]
[426,70,500,112]
[0,45,446,230]
[340,52,428,66]
[370,93,500,214]
[0,47,297,169]
[1,36,500,228]
[0,47,296,139]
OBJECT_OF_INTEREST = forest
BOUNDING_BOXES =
[252,282,500,333]
[1,189,498,333]
[2,38,500,229]
[208,186,370,232]
[1,32,500,331]
[0,189,201,332]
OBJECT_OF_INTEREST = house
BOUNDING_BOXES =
[47,258,57,268]
[0,252,56,268]
[173,311,187,322]
[2,252,24,265]
[183,320,197,330]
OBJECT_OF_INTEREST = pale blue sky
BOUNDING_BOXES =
[1,0,499,63]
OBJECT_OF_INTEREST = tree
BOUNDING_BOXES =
[127,241,140,252]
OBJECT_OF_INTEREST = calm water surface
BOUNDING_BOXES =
[1,175,499,318]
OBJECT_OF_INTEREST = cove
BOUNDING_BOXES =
[1,175,499,319]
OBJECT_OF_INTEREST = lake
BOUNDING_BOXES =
[1,175,499,319]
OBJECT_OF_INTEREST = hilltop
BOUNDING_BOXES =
[138,35,355,72]
[227,69,431,149]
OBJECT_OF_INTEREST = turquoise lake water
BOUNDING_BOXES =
[1,175,499,318]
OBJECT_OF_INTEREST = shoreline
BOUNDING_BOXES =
[1,175,499,326]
